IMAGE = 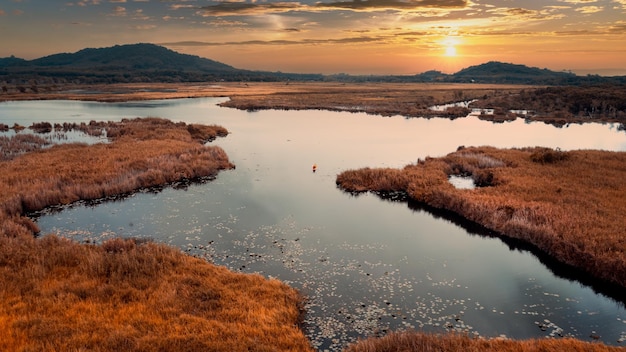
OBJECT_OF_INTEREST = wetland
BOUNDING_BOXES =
[1,87,626,351]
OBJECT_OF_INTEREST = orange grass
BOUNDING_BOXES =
[0,117,233,217]
[344,331,624,352]
[0,236,312,351]
[337,147,626,288]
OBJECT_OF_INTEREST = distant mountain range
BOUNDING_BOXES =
[1,43,624,85]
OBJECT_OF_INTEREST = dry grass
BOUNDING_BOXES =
[0,117,233,216]
[217,82,525,118]
[0,134,50,161]
[0,236,312,352]
[344,331,624,352]
[337,146,626,289]
[0,82,530,119]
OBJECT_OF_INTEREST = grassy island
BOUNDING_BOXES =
[336,146,626,290]
[0,118,313,351]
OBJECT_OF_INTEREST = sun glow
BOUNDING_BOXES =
[445,45,457,57]
[442,36,460,57]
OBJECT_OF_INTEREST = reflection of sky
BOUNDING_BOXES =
[2,0,626,75]
[10,99,626,349]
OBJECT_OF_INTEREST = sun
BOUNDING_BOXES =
[445,45,457,57]
[441,36,460,57]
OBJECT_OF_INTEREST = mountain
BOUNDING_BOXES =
[331,62,625,85]
[29,43,236,72]
[450,61,577,84]
[0,56,28,67]
[1,44,624,85]
[0,43,323,83]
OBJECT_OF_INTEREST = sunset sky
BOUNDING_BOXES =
[1,0,625,75]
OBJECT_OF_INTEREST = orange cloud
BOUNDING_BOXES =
[196,0,472,16]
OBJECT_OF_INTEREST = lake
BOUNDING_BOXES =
[2,98,626,351]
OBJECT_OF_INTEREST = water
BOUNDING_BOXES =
[2,98,626,350]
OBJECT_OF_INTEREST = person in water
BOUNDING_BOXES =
[312,164,317,173]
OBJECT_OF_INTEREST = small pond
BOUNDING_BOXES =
[2,98,626,351]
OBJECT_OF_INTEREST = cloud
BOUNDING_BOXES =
[133,24,157,30]
[170,4,197,10]
[317,0,469,11]
[486,7,565,21]
[133,8,150,20]
[203,19,249,27]
[111,5,126,16]
[163,15,186,21]
[576,5,603,13]
[197,2,303,16]
[558,0,597,3]
[70,0,102,6]
[160,35,385,47]
[196,0,471,16]
[606,20,626,33]
[109,0,127,3]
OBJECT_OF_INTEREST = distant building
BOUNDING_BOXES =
[471,108,495,115]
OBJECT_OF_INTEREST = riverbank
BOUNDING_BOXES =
[336,146,626,290]
[0,118,313,351]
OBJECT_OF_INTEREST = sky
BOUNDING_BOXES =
[1,0,625,76]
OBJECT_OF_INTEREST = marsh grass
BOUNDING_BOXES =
[337,146,626,289]
[0,134,50,160]
[345,331,624,352]
[0,118,234,216]
[0,235,311,351]
[220,83,525,119]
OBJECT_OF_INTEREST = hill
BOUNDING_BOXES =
[0,43,322,83]
[29,43,235,72]
[451,61,576,84]
[1,44,625,85]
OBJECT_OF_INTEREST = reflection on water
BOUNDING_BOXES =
[4,98,626,350]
